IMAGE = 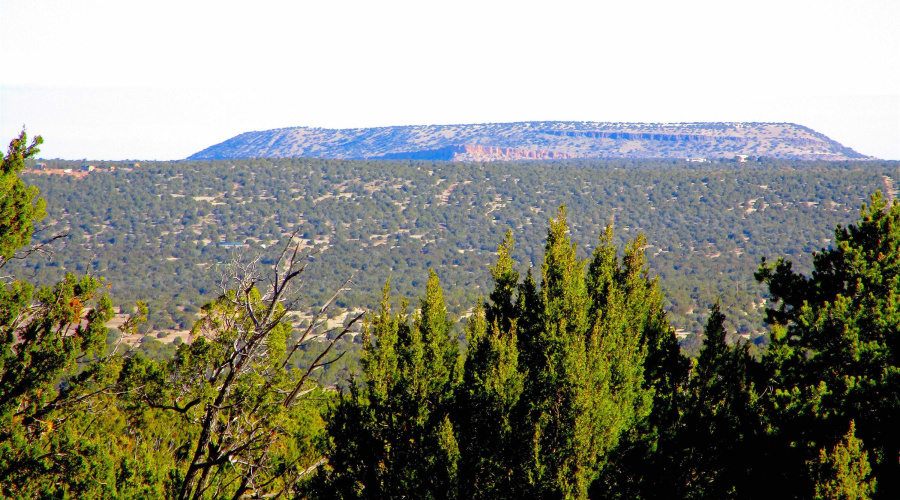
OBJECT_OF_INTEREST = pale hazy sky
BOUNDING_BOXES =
[2,0,898,160]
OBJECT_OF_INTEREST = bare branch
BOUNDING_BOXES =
[0,232,69,271]
[280,279,356,371]
[146,397,203,414]
[313,349,348,369]
[283,312,364,408]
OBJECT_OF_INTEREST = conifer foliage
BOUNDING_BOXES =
[2,132,359,498]
[316,208,672,499]
[674,302,760,498]
[0,131,120,496]
[754,191,900,498]
[0,130,45,268]
[516,211,660,498]
[314,273,461,499]
[455,232,525,498]
[812,420,876,500]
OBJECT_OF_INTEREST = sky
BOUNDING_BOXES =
[1,0,898,160]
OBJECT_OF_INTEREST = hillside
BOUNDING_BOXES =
[188,122,868,161]
[19,157,899,355]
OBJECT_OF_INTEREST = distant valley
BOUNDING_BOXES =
[189,121,867,161]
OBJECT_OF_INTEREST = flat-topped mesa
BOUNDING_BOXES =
[188,122,870,161]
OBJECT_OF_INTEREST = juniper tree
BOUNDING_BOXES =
[514,206,596,497]
[315,271,460,499]
[812,420,876,500]
[455,233,525,498]
[756,191,900,498]
[311,284,403,499]
[674,302,761,499]
[0,130,45,269]
[484,208,666,499]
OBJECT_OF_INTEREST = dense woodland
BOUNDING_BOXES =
[17,157,899,343]
[3,132,900,498]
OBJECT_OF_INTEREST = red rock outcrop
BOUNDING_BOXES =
[451,144,571,161]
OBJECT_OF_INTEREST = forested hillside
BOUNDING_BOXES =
[18,157,899,346]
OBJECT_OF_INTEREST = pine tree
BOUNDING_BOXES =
[0,131,122,496]
[756,191,900,498]
[813,421,876,500]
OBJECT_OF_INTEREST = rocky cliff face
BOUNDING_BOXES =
[377,145,572,161]
[188,122,870,161]
[453,145,572,161]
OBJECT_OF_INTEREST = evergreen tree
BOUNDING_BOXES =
[0,131,123,497]
[517,206,597,498]
[319,213,664,500]
[511,209,660,498]
[674,302,761,498]
[316,272,460,499]
[812,420,876,500]
[589,234,690,499]
[455,233,525,498]
[0,273,119,497]
[408,269,461,496]
[309,284,403,498]
[0,130,45,268]
[756,191,900,498]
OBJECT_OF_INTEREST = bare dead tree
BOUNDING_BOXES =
[171,229,363,500]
